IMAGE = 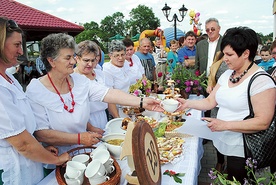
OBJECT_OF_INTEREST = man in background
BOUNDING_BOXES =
[36,56,47,76]
[195,18,222,76]
[135,38,157,92]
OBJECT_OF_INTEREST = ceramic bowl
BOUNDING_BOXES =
[102,133,125,159]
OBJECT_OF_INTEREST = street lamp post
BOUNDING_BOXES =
[162,3,188,40]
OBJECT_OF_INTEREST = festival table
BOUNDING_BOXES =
[38,95,204,185]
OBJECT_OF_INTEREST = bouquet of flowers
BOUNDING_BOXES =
[129,76,152,97]
[171,64,207,96]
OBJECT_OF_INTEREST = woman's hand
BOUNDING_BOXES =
[88,126,104,135]
[175,98,188,111]
[202,117,227,132]
[143,97,163,112]
[80,132,102,146]
[45,146,58,156]
[206,85,213,94]
[57,152,71,166]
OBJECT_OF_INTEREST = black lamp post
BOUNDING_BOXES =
[162,3,188,40]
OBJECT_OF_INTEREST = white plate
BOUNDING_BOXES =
[105,118,126,135]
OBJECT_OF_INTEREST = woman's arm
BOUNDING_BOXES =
[103,89,163,112]
[108,103,120,118]
[177,84,219,111]
[34,129,102,146]
[6,130,70,165]
[205,88,275,133]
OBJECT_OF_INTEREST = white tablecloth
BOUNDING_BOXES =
[38,95,204,185]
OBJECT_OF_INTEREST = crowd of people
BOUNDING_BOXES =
[0,15,275,185]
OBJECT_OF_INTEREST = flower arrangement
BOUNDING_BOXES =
[208,158,276,185]
[163,170,185,183]
[129,77,152,97]
[171,64,207,96]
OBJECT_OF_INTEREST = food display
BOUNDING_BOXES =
[154,121,183,137]
[107,139,124,146]
[121,116,158,130]
[156,137,185,164]
[122,106,145,116]
[138,116,158,128]
[121,117,132,130]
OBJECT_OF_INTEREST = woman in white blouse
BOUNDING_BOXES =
[103,40,131,118]
[122,38,145,85]
[74,40,108,130]
[26,33,162,169]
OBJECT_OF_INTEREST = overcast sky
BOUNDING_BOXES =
[16,0,275,35]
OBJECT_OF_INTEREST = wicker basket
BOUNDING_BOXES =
[56,146,121,185]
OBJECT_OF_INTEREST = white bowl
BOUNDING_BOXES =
[102,133,125,159]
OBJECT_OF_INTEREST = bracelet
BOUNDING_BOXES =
[140,97,143,108]
[77,133,81,145]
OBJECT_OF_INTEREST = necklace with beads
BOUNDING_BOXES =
[47,73,75,113]
[229,62,254,83]
[0,72,14,84]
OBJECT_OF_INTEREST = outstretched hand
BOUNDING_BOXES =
[143,97,163,112]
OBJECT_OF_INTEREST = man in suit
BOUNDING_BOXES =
[195,18,222,76]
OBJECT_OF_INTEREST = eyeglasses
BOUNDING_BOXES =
[112,53,126,59]
[206,27,216,33]
[6,20,19,29]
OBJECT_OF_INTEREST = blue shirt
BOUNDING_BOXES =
[177,46,196,63]
[167,51,178,73]
[258,58,275,71]
[98,50,105,67]
[135,51,155,81]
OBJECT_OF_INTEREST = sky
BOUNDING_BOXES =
[15,0,275,35]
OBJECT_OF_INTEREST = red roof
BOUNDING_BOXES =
[0,0,84,41]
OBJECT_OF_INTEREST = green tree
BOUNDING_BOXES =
[127,5,160,36]
[257,32,273,45]
[100,12,126,42]
[75,21,100,43]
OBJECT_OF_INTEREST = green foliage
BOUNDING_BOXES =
[163,170,185,183]
[100,12,126,42]
[209,158,276,185]
[75,4,161,54]
[257,32,274,45]
[127,5,160,36]
[75,21,100,43]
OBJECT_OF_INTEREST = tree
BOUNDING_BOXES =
[257,32,273,45]
[100,12,126,42]
[75,21,100,43]
[127,5,160,36]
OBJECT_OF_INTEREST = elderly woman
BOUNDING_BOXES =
[178,27,275,181]
[0,17,70,184]
[103,40,131,118]
[26,33,161,167]
[122,38,145,85]
[74,40,108,130]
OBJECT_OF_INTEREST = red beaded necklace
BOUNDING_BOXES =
[0,72,14,84]
[47,73,75,113]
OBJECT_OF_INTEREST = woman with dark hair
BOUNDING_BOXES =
[177,27,275,181]
[0,17,70,185]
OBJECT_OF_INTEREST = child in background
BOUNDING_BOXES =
[167,39,179,73]
[258,45,275,71]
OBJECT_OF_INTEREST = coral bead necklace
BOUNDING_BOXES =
[47,73,75,113]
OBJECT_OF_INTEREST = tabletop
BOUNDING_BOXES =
[38,95,204,185]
